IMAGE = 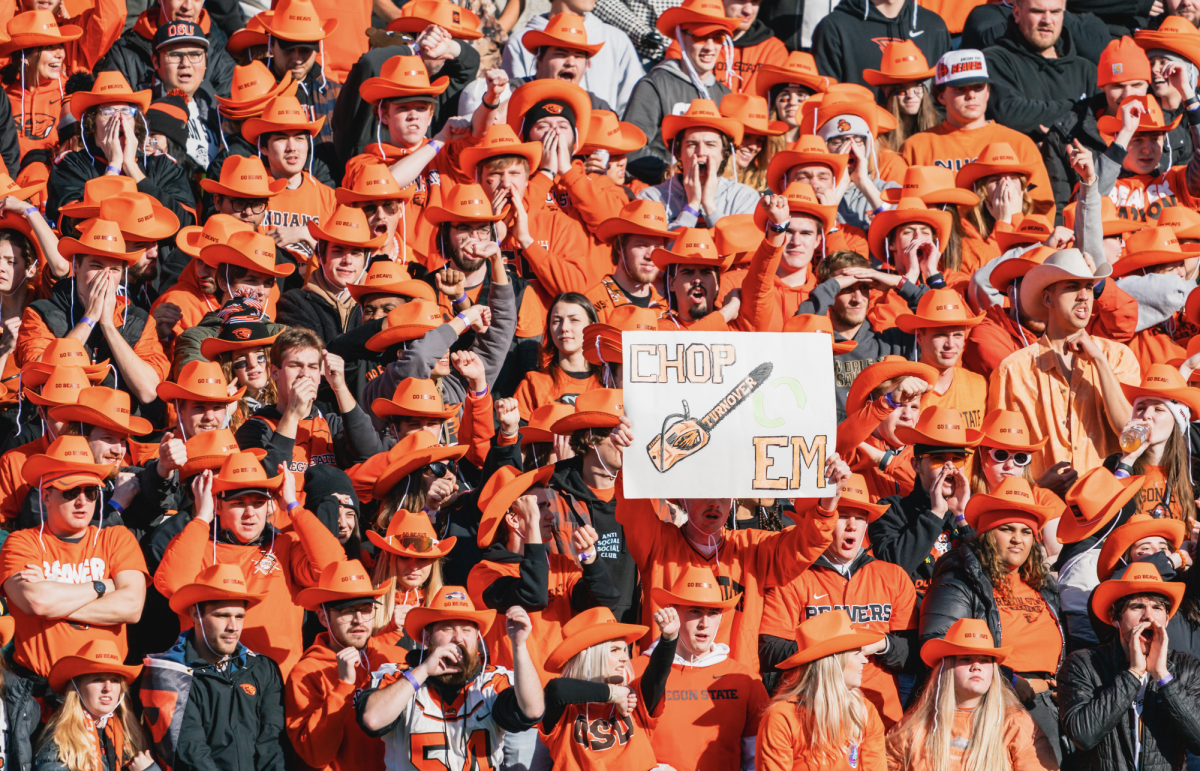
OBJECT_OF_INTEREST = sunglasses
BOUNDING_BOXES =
[225,197,268,215]
[58,486,99,502]
[921,452,968,468]
[232,352,268,371]
[392,534,438,552]
[359,201,402,217]
[987,448,1033,467]
[427,460,458,478]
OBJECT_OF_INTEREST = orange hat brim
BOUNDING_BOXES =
[544,622,649,673]
[1056,476,1145,544]
[1096,518,1187,581]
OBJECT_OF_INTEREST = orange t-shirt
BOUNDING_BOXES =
[263,173,337,258]
[540,692,660,771]
[0,525,149,676]
[756,699,886,771]
[1105,167,1199,223]
[995,575,1061,674]
[514,369,602,422]
[1134,465,1176,518]
[924,366,988,431]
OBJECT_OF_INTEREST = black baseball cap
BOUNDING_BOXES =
[153,20,210,51]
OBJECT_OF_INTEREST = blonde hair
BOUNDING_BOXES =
[966,175,1032,240]
[561,640,617,683]
[771,652,867,767]
[370,550,444,634]
[219,354,278,432]
[40,682,148,771]
[889,657,1021,771]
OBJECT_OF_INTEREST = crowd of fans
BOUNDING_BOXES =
[3,0,1200,768]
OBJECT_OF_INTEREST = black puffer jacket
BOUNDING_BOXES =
[1060,637,1200,771]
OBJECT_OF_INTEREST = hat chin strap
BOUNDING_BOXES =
[72,680,124,729]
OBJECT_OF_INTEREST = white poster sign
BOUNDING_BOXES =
[621,331,838,499]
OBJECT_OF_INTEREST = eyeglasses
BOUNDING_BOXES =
[334,604,377,620]
[163,50,206,65]
[452,224,493,239]
[98,106,137,118]
[427,460,458,478]
[224,197,268,215]
[232,352,267,371]
[987,447,1033,467]
[359,201,402,217]
[58,486,100,502]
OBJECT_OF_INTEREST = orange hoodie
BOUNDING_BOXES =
[285,631,408,771]
[6,79,63,159]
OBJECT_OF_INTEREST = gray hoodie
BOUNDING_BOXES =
[623,58,732,164]
[638,174,760,228]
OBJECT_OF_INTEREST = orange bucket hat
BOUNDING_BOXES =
[719,93,788,136]
[336,162,417,204]
[476,464,556,548]
[368,508,457,559]
[175,214,254,258]
[22,435,116,489]
[994,213,1055,253]
[23,339,109,386]
[894,287,985,334]
[777,610,885,669]
[766,135,848,195]
[405,586,496,641]
[369,431,469,500]
[863,40,935,86]
[179,429,266,480]
[215,61,297,114]
[1092,562,1185,625]
[241,94,325,143]
[200,230,296,278]
[882,165,980,207]
[656,0,739,37]
[1097,94,1182,136]
[1112,227,1195,278]
[48,386,153,436]
[782,314,857,354]
[460,124,544,178]
[258,0,337,40]
[366,301,444,351]
[964,476,1056,533]
[47,640,142,695]
[1097,513,1187,581]
[360,54,451,104]
[867,198,952,265]
[372,377,460,421]
[59,176,139,220]
[157,360,245,404]
[425,183,507,225]
[0,10,81,56]
[70,71,151,120]
[59,219,145,264]
[167,563,267,614]
[663,98,744,146]
[921,618,1011,667]
[24,365,91,407]
[650,565,741,610]
[551,388,624,434]
[545,606,649,673]
[200,156,288,199]
[296,559,389,611]
[955,142,1041,191]
[844,355,937,414]
[977,409,1048,451]
[595,199,676,243]
[97,193,181,243]
[581,110,647,154]
[755,50,829,98]
[308,204,387,249]
[211,450,285,495]
[347,261,433,303]
[387,0,483,39]
[754,181,836,233]
[522,12,604,55]
[651,227,727,271]
[892,405,983,448]
[521,403,577,444]
[1057,467,1145,544]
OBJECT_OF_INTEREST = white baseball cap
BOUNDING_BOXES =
[935,49,991,88]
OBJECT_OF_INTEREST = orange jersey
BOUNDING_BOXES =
[633,647,769,771]
[513,369,602,422]
[615,484,835,673]
[0,436,49,523]
[756,698,886,771]
[760,554,917,727]
[1132,464,1187,519]
[539,689,661,771]
[263,172,337,258]
[0,525,148,677]
[154,511,346,676]
[923,366,987,431]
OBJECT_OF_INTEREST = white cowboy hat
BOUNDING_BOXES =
[1018,248,1112,321]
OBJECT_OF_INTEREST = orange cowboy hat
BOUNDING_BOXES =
[990,245,1058,294]
[955,142,1041,191]
[882,165,980,207]
[551,388,624,434]
[755,50,829,98]
[656,0,739,36]
[200,230,296,278]
[59,176,138,219]
[824,85,900,132]
[178,429,266,480]
[405,585,496,641]
[360,54,451,105]
[0,172,44,203]
[1112,227,1196,278]
[210,450,285,495]
[1097,514,1187,581]
[545,606,648,673]
[844,355,938,415]
[1062,196,1145,238]
[387,0,483,39]
[893,406,984,448]
[460,124,544,178]
[1098,94,1182,136]
[894,287,985,334]
[372,377,461,422]
[994,214,1055,253]
[863,39,935,86]
[650,565,741,610]
[506,79,593,150]
[22,435,117,489]
[713,213,764,267]
[835,473,889,521]
[476,464,556,548]
[157,360,245,404]
[49,386,153,436]
[663,98,744,146]
[1134,15,1200,62]
[296,559,389,611]
[337,162,417,204]
[1056,467,1145,544]
[964,476,1056,533]
[242,95,325,143]
[580,110,647,155]
[777,610,885,669]
[97,194,180,243]
[368,508,457,559]
[70,71,150,120]
[58,219,145,265]
[47,640,142,695]
[175,214,254,258]
[920,618,1011,667]
[582,306,661,366]
[977,409,1048,451]
[308,204,387,250]
[782,314,857,354]
[200,156,288,199]
[199,320,280,361]
[424,183,507,225]
[720,93,788,136]
[23,366,91,407]
[366,300,445,351]
[595,199,677,243]
[369,431,469,500]
[1121,363,1200,419]
[520,403,577,444]
[225,12,271,58]
[522,12,604,55]
[214,61,297,115]
[167,563,267,615]
[754,181,836,233]
[651,227,727,271]
[0,10,81,57]
[766,135,848,195]
[1157,204,1200,239]
[23,339,109,387]
[798,92,882,137]
[867,198,952,265]
[347,261,433,303]
[258,0,337,41]
[1092,562,1185,624]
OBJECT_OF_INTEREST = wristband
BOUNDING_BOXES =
[109,500,125,515]
[766,220,788,234]
[1158,673,1175,688]
[682,204,700,218]
[429,140,444,155]
[286,500,301,512]
[873,204,888,216]
[577,552,595,563]
[403,670,424,691]
[22,206,37,218]
[471,386,488,398]
[1114,468,1132,479]
[879,448,897,471]
[456,312,469,323]
[896,275,908,289]
[80,316,96,329]
[883,391,901,409]
[452,293,468,305]
[481,98,499,110]
[1187,95,1200,110]
[105,164,121,175]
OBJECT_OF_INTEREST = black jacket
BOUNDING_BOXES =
[1066,0,1154,37]
[811,0,950,92]
[919,545,1063,674]
[233,402,385,475]
[1060,637,1200,771]
[276,287,362,348]
[477,541,621,615]
[98,7,237,97]
[3,661,48,771]
[962,2,1113,65]
[0,92,20,178]
[171,634,287,771]
[46,149,197,233]
[868,483,975,598]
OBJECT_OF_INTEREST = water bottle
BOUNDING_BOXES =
[1120,423,1150,454]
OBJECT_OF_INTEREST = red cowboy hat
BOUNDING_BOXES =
[894,287,985,334]
[168,563,267,614]
[650,565,741,610]
[49,386,153,436]
[365,300,445,351]
[551,388,623,434]
[777,610,884,669]
[296,559,389,611]
[545,606,648,673]
[157,360,245,404]
[921,618,1011,667]
[1056,467,1146,544]
[580,110,647,155]
[476,464,555,548]
[405,585,497,640]
[1092,562,1185,625]
[368,508,457,559]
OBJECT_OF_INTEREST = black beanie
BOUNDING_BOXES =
[522,99,576,140]
[148,93,190,150]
